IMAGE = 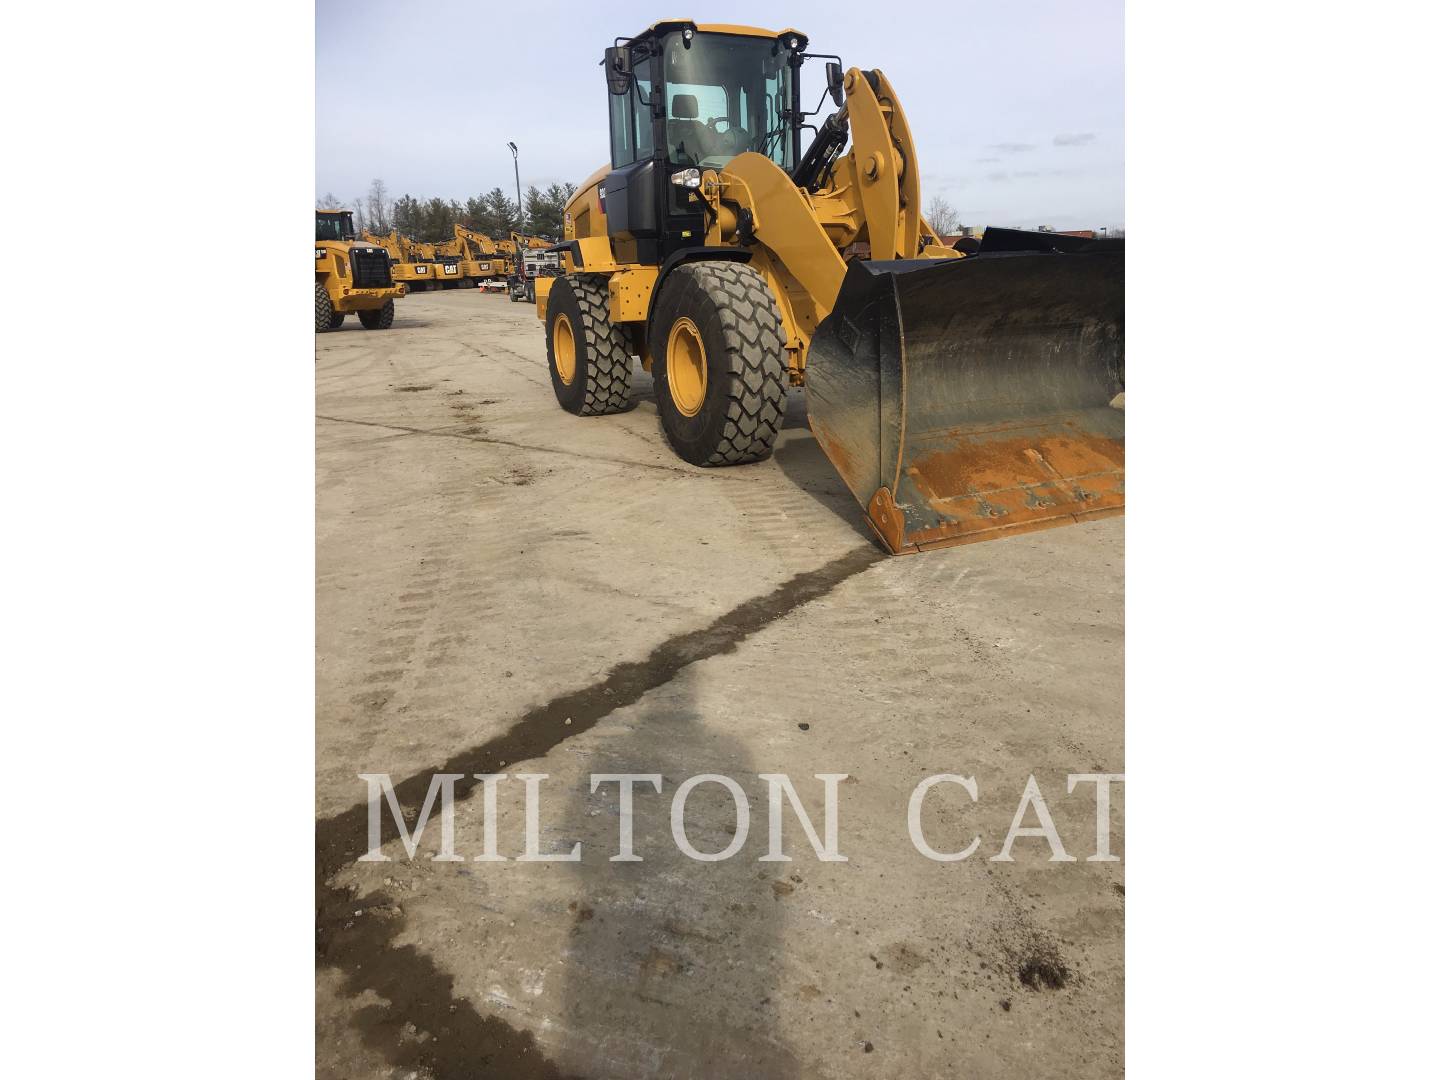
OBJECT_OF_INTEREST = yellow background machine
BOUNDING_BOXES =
[315,209,404,332]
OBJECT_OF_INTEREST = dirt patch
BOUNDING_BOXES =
[567,901,594,923]
[881,942,929,976]
[640,947,686,978]
[1014,939,1071,991]
[392,384,435,393]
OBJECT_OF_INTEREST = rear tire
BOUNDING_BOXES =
[545,274,634,416]
[328,312,345,329]
[650,262,786,466]
[359,301,395,330]
[315,282,335,332]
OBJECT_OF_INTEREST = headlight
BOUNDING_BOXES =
[670,168,701,189]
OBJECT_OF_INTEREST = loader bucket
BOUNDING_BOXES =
[804,245,1124,554]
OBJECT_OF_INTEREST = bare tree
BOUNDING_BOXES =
[318,191,344,209]
[364,178,392,234]
[351,197,368,236]
[925,195,961,236]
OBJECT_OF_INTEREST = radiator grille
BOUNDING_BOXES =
[350,248,393,288]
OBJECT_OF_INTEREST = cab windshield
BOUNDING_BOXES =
[315,212,354,242]
[662,34,796,170]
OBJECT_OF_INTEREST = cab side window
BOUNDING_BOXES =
[608,60,655,168]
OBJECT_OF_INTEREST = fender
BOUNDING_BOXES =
[645,246,754,329]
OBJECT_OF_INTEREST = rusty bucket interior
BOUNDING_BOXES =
[805,236,1124,554]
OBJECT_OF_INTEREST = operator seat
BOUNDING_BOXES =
[667,93,710,164]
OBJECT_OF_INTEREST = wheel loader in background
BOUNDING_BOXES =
[535,21,1123,554]
[315,209,404,333]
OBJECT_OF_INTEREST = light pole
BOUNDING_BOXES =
[507,141,522,233]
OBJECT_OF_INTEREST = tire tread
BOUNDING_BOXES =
[663,262,786,466]
[567,274,634,416]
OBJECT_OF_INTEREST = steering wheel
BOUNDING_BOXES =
[705,116,733,135]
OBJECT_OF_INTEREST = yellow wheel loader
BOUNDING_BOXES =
[535,21,1124,553]
[315,210,405,333]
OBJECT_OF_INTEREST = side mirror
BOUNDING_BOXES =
[826,62,844,107]
[604,46,633,96]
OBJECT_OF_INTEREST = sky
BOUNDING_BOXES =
[316,0,1123,231]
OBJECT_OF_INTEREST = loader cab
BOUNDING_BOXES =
[603,22,805,264]
[316,210,356,244]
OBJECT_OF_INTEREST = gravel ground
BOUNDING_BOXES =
[315,287,1124,1079]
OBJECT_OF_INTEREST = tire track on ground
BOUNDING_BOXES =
[315,413,718,477]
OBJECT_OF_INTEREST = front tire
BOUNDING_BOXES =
[328,312,345,329]
[545,274,634,416]
[650,262,786,466]
[315,282,335,332]
[358,301,395,330]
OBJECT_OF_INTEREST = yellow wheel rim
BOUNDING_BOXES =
[666,317,707,417]
[553,313,577,385]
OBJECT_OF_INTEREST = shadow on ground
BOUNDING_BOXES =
[772,392,879,548]
[556,680,798,1078]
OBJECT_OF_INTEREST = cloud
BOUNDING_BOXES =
[988,142,1036,154]
[921,172,973,190]
[982,167,1083,185]
[974,157,1001,164]
[1053,132,1097,147]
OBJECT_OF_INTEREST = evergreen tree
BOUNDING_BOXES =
[391,194,422,238]
[481,187,520,236]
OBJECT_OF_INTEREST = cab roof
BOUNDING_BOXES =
[632,21,808,50]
